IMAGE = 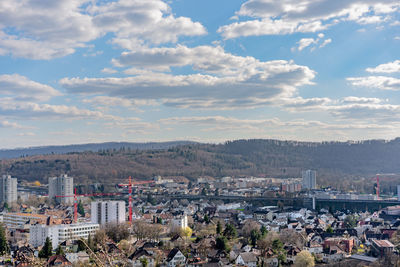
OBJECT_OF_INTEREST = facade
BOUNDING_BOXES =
[3,212,48,229]
[0,175,18,204]
[302,170,317,190]
[48,174,74,204]
[91,201,126,225]
[171,215,188,230]
[398,185,400,201]
[30,223,99,249]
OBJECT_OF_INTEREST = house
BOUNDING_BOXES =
[235,252,258,267]
[46,255,72,267]
[14,246,35,266]
[323,246,346,263]
[166,248,186,267]
[65,251,90,264]
[370,239,395,257]
[129,248,156,267]
[285,246,301,264]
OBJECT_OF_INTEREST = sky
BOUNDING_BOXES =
[0,0,400,148]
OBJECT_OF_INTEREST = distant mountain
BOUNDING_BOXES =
[0,141,195,159]
[2,138,400,194]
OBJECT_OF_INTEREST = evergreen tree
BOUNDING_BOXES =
[260,225,268,237]
[250,229,261,246]
[216,236,229,252]
[223,224,237,240]
[0,223,9,255]
[55,245,64,256]
[39,237,53,258]
[77,201,85,217]
[204,214,210,224]
[216,221,222,235]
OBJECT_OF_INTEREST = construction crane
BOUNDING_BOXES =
[374,173,398,199]
[55,188,122,223]
[116,177,153,223]
[56,176,153,224]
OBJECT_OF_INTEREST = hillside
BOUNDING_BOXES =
[0,141,195,159]
[2,138,400,193]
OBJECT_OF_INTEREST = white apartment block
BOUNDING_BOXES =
[91,201,126,225]
[0,175,17,204]
[302,170,317,190]
[3,212,48,229]
[48,174,74,204]
[171,215,188,230]
[30,223,99,249]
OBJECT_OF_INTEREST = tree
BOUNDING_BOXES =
[204,214,210,224]
[77,201,85,217]
[216,221,222,235]
[344,215,358,228]
[55,245,64,256]
[260,225,268,237]
[250,229,261,247]
[140,257,148,267]
[326,226,333,233]
[0,224,9,255]
[223,224,237,240]
[272,239,284,253]
[216,236,229,252]
[39,237,53,258]
[105,223,130,243]
[181,227,193,239]
[294,250,315,267]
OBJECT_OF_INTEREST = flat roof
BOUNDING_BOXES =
[4,213,48,219]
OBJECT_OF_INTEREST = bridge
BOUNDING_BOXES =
[153,194,400,212]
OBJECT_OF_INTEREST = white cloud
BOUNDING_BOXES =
[366,60,400,73]
[297,38,317,51]
[101,68,118,74]
[0,120,23,129]
[218,0,400,38]
[61,45,316,109]
[0,0,206,59]
[348,76,400,90]
[319,38,332,48]
[293,35,331,52]
[0,98,110,120]
[0,74,61,101]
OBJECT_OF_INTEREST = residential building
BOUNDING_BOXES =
[370,239,395,257]
[48,174,74,204]
[91,201,126,225]
[398,185,400,201]
[3,212,49,229]
[166,248,186,267]
[302,170,317,190]
[30,223,99,249]
[171,215,188,230]
[0,174,17,204]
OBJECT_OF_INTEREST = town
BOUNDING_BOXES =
[0,171,399,266]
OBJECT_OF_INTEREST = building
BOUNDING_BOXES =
[91,201,126,225]
[0,175,17,204]
[302,170,317,190]
[397,185,400,201]
[48,174,74,204]
[30,223,99,249]
[171,215,188,230]
[370,239,395,257]
[3,212,49,229]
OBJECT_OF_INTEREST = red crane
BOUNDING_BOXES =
[56,176,152,224]
[55,189,122,223]
[374,173,398,199]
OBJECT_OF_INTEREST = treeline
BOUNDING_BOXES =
[1,138,400,193]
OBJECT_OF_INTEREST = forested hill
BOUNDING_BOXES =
[1,138,400,191]
[0,141,195,159]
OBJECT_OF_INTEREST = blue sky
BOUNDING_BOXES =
[1,0,400,148]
